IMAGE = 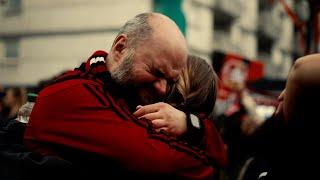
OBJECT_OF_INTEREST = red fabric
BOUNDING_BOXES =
[24,51,226,179]
[248,61,264,82]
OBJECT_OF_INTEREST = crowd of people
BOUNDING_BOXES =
[0,12,319,180]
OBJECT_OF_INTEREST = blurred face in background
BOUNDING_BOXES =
[221,59,249,91]
[3,88,26,108]
[4,88,17,108]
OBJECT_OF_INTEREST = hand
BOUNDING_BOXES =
[240,91,264,135]
[133,102,187,137]
[241,116,263,136]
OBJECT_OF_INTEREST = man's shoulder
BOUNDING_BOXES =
[38,78,103,99]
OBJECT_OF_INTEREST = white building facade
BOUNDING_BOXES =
[0,0,295,86]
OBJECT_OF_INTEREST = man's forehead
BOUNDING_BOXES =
[172,56,187,77]
[158,61,183,80]
[165,51,187,69]
[141,38,187,78]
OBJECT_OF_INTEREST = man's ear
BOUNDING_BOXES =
[111,34,129,62]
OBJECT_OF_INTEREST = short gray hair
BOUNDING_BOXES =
[116,13,153,49]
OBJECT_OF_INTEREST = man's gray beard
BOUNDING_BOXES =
[110,52,159,106]
[110,52,135,87]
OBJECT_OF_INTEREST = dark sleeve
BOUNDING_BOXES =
[0,120,73,180]
[180,114,227,169]
[247,115,287,158]
[179,113,204,146]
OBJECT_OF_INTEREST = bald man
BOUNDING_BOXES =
[23,13,225,179]
[106,13,188,106]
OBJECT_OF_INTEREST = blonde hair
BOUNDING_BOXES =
[167,55,218,118]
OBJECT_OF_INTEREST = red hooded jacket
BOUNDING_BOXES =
[24,50,226,179]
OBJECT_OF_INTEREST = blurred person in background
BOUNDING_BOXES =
[235,54,320,180]
[1,87,26,121]
[10,12,226,179]
[211,56,265,179]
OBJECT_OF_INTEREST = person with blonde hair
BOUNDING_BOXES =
[135,55,219,138]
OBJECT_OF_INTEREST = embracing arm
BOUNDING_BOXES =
[24,80,215,179]
[134,103,227,168]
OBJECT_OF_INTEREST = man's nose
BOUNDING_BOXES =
[153,78,168,97]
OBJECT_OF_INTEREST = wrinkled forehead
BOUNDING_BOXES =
[150,23,188,72]
[158,50,187,79]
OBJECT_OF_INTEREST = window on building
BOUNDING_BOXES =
[4,38,20,58]
[2,0,21,16]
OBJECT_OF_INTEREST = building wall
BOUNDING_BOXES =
[260,0,294,80]
[0,0,151,86]
[232,0,258,59]
[0,0,296,85]
[0,40,4,57]
[193,0,294,80]
[184,0,214,62]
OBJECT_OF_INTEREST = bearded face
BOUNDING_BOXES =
[110,50,135,87]
[110,50,160,106]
